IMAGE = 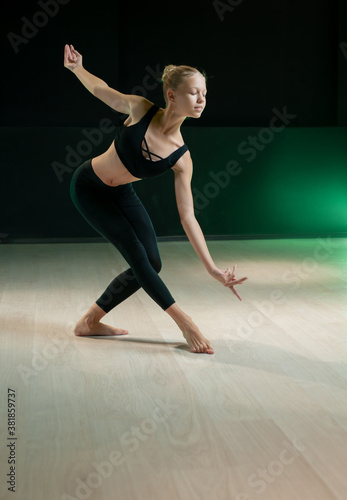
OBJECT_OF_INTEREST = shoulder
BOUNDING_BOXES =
[172,148,192,176]
[123,97,155,126]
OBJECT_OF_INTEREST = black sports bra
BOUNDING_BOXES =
[114,104,188,179]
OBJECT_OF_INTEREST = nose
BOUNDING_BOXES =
[197,93,205,103]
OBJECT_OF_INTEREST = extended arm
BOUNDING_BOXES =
[173,155,247,300]
[63,44,142,115]
[173,157,216,272]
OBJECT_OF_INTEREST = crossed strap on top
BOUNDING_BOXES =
[141,137,163,162]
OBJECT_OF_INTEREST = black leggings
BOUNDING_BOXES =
[70,159,175,312]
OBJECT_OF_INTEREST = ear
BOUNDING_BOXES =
[167,89,175,102]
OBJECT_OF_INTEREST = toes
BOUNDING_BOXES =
[190,343,214,354]
[204,343,214,354]
[185,331,214,354]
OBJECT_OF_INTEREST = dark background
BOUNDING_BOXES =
[1,0,347,241]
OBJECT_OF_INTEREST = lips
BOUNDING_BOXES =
[194,107,203,111]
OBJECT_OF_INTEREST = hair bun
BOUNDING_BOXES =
[162,65,177,81]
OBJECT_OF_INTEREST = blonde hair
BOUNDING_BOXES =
[161,64,206,104]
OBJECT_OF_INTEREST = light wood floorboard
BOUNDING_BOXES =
[0,238,347,500]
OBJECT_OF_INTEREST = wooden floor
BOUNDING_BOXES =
[1,238,347,500]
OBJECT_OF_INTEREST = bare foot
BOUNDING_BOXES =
[181,319,214,354]
[74,316,128,337]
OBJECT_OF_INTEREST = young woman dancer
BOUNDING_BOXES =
[64,44,247,354]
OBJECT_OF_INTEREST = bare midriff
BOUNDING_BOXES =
[91,141,141,187]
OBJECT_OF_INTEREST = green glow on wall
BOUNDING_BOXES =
[256,129,347,234]
[167,126,347,237]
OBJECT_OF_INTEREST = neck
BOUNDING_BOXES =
[159,104,186,135]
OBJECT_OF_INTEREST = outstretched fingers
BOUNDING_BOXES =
[229,277,248,300]
[228,271,248,300]
[231,286,243,301]
[231,264,237,280]
[225,276,248,287]
[231,276,248,285]
[224,265,238,282]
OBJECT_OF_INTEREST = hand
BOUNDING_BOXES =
[209,264,247,301]
[64,44,83,71]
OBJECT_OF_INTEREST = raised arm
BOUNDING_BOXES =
[63,44,142,115]
[173,155,247,300]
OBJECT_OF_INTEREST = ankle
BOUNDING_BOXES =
[181,315,194,328]
[166,305,190,327]
[82,303,106,325]
[84,314,100,326]
[175,313,195,332]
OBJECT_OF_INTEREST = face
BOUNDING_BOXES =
[170,73,207,118]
